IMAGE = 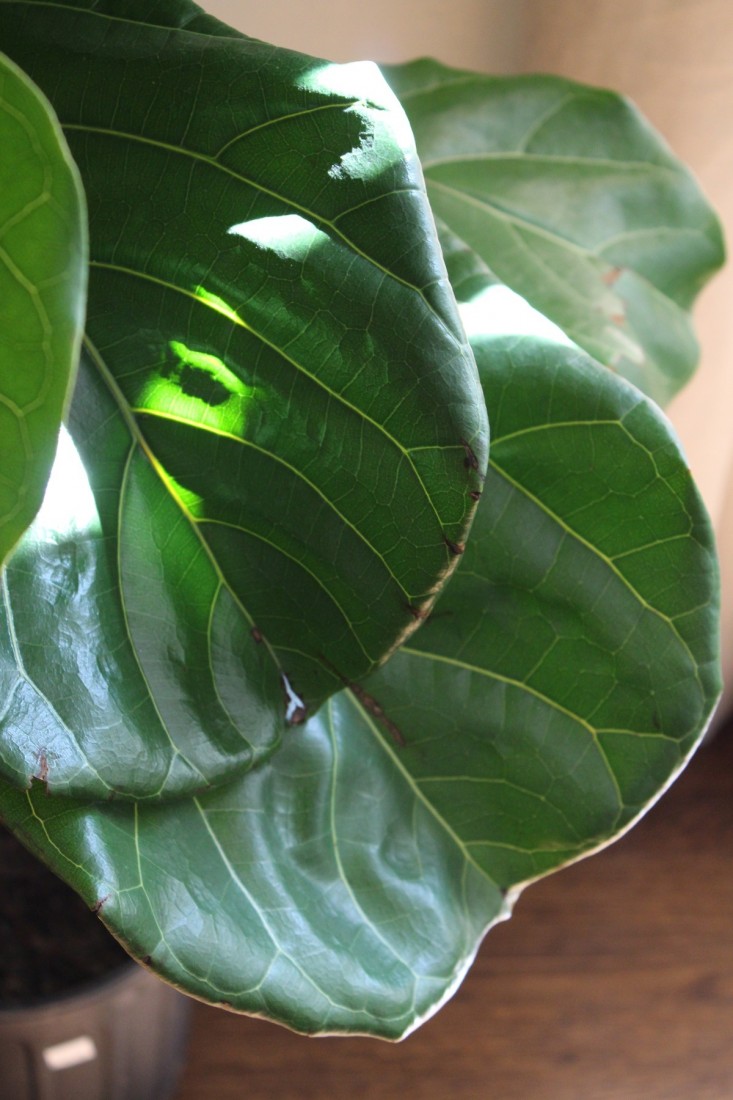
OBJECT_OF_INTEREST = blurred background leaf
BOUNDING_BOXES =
[384,59,725,405]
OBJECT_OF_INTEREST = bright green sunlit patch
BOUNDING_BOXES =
[193,285,241,325]
[136,339,260,439]
[160,470,205,517]
[167,340,252,395]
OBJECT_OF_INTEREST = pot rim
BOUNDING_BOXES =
[0,956,141,1020]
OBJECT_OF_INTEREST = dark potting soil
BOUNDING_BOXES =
[0,826,130,1007]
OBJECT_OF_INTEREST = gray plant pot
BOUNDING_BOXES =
[0,961,192,1100]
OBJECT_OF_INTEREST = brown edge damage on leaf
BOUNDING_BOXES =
[347,681,406,747]
[91,895,110,914]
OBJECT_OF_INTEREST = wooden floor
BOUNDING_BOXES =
[173,725,733,1100]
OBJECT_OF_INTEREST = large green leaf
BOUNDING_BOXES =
[0,52,86,569]
[0,702,505,1039]
[383,59,725,405]
[0,1,486,799]
[0,316,718,1037]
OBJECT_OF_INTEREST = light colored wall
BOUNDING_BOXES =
[203,0,733,719]
[202,0,523,69]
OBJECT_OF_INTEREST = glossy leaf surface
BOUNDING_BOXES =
[0,315,719,1037]
[384,59,725,405]
[0,52,86,569]
[0,1,486,799]
[0,699,506,1039]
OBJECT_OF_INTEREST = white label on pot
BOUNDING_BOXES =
[42,1035,98,1070]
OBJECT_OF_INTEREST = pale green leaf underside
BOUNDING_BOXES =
[0,330,719,1037]
[0,696,504,1040]
[383,59,725,405]
[0,1,486,800]
[0,52,86,569]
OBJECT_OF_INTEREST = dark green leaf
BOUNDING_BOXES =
[1,320,718,1037]
[0,52,86,569]
[383,59,725,404]
[0,1,486,799]
[365,332,720,878]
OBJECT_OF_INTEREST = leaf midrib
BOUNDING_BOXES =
[421,150,683,176]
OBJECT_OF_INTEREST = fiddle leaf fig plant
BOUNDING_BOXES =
[0,0,724,1040]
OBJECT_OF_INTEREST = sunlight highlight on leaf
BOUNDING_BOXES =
[192,285,240,325]
[167,342,254,401]
[133,339,261,438]
[301,62,418,180]
[30,425,100,541]
[299,60,390,102]
[459,284,576,346]
[227,213,328,260]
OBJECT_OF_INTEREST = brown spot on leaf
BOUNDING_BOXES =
[250,626,263,644]
[35,751,49,785]
[460,438,480,471]
[444,537,465,556]
[315,655,406,747]
[405,602,429,622]
[348,681,406,747]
